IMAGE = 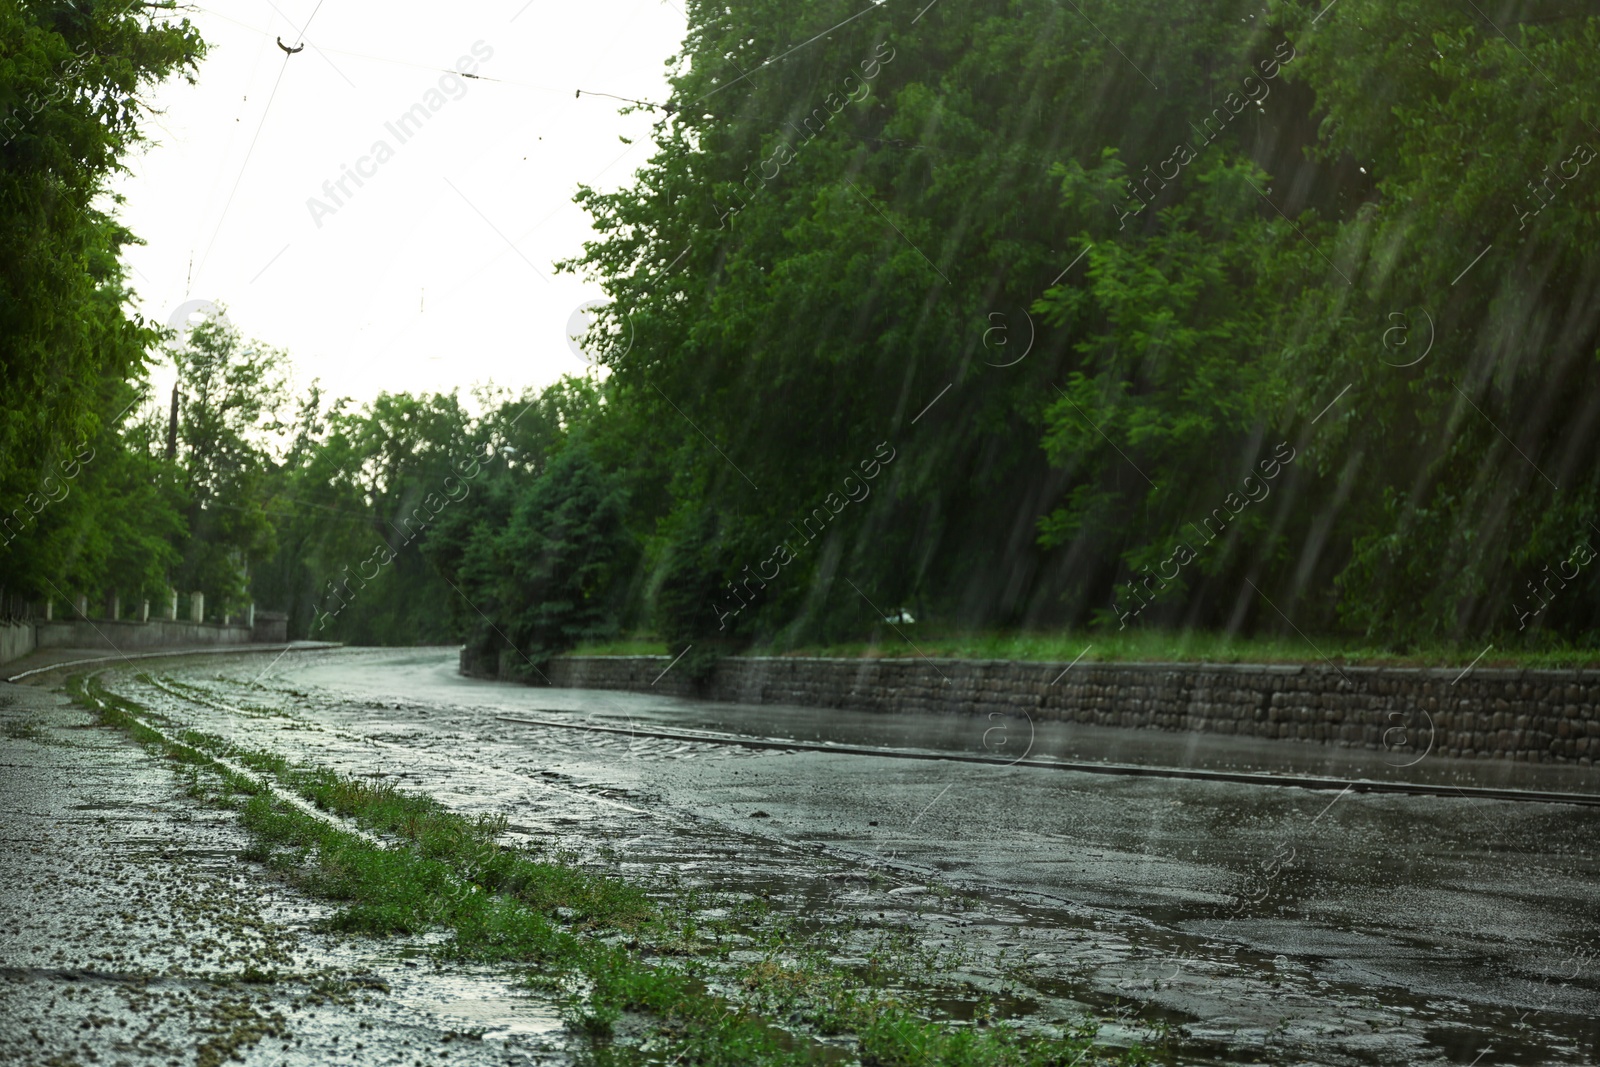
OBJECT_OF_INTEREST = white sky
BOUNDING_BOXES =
[117,0,688,411]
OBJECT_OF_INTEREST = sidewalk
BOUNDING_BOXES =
[0,673,568,1067]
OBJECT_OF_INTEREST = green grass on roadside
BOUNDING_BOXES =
[570,630,1600,669]
[69,672,1152,1067]
[565,637,678,657]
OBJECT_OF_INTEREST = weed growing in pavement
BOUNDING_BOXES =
[72,670,1156,1067]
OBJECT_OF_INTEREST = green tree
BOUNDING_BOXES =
[0,0,204,531]
[561,0,1305,647]
[1032,151,1292,629]
[429,379,616,673]
[170,311,289,617]
[490,443,637,673]
[1266,0,1600,643]
[1,379,183,613]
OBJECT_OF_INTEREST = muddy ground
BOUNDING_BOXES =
[3,644,1598,1066]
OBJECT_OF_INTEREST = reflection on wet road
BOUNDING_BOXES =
[105,647,1600,1065]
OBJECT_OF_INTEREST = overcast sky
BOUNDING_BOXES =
[116,0,688,411]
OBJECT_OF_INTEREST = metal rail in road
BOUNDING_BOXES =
[496,714,1600,807]
[11,647,1591,808]
[3,642,340,683]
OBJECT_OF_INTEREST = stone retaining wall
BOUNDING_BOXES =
[495,654,1600,765]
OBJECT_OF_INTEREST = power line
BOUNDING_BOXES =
[316,44,562,92]
[293,0,330,42]
[689,0,888,107]
[192,7,572,94]
[575,88,674,113]
[194,51,293,278]
[194,0,338,277]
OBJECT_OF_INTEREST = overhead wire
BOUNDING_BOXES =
[182,0,677,353]
[293,0,329,39]
[575,88,675,113]
[194,48,294,275]
[192,6,617,96]
[186,12,274,292]
[194,0,338,279]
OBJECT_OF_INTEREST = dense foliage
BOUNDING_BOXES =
[0,0,203,611]
[543,0,1600,654]
[5,0,1599,662]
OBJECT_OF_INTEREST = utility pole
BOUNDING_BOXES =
[165,383,180,460]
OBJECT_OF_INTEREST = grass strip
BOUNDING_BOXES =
[570,631,1600,669]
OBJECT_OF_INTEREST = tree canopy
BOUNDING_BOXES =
[1,0,202,609]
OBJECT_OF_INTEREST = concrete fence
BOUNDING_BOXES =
[32,618,254,653]
[0,610,291,666]
[1,590,261,626]
[476,653,1600,766]
[0,622,35,666]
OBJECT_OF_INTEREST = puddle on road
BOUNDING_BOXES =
[385,971,566,1041]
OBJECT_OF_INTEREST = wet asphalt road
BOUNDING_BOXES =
[34,645,1600,1066]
